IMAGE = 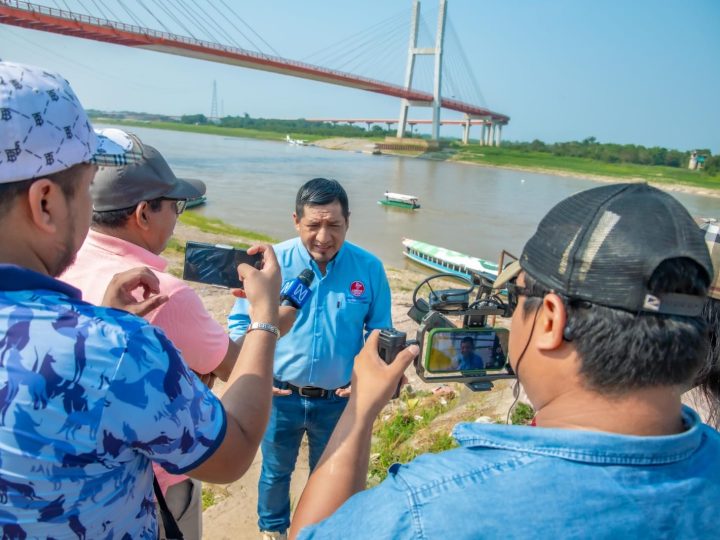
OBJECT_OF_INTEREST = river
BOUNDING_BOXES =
[103,125,719,269]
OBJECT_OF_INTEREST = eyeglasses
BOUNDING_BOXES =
[505,281,535,314]
[164,199,187,215]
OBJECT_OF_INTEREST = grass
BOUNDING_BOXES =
[368,392,457,484]
[510,402,535,425]
[178,212,276,243]
[452,144,720,191]
[93,118,329,143]
[201,487,216,511]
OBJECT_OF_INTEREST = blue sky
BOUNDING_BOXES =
[1,0,718,152]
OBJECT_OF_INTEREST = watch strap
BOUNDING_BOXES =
[247,321,280,339]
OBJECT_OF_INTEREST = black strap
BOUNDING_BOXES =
[154,476,185,540]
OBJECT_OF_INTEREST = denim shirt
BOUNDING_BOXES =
[299,407,719,539]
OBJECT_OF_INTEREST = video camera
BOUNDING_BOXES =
[379,269,516,393]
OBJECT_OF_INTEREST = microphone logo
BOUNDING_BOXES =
[280,269,315,309]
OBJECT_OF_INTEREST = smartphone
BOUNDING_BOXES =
[182,241,262,289]
[423,327,509,373]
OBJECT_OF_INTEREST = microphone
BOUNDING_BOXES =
[279,269,315,309]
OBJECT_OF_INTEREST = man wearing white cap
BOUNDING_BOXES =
[0,61,282,538]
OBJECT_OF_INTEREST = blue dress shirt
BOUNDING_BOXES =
[299,406,720,539]
[228,238,392,389]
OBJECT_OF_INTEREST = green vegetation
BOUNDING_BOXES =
[453,144,720,190]
[369,392,458,485]
[178,212,276,243]
[510,402,535,425]
[201,487,216,511]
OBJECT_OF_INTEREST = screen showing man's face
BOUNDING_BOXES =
[460,340,474,357]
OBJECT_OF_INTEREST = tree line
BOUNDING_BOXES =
[504,137,719,175]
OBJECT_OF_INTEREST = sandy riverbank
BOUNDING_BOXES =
[168,222,520,539]
[313,137,720,200]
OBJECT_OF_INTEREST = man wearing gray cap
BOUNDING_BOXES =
[0,60,282,539]
[62,130,235,539]
[290,183,720,539]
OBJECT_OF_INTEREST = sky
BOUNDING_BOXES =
[1,0,718,152]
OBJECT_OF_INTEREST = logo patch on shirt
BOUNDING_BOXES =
[350,281,365,297]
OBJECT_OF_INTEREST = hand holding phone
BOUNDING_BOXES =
[183,241,262,289]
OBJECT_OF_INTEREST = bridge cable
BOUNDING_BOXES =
[116,0,146,28]
[168,0,219,43]
[206,1,262,51]
[447,20,487,106]
[301,7,407,65]
[339,18,408,83]
[176,0,243,49]
[136,0,173,33]
[334,14,407,76]
[217,0,281,57]
[151,0,198,40]
[95,0,122,22]
[88,0,109,20]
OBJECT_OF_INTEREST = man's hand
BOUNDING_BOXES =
[272,386,292,396]
[101,267,168,316]
[349,331,418,416]
[335,386,352,398]
[231,244,281,323]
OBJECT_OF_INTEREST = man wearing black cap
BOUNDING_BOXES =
[289,183,720,539]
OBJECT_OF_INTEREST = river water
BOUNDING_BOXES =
[105,125,718,269]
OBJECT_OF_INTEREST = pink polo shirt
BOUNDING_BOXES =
[62,229,229,493]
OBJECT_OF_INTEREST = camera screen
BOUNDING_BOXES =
[183,241,261,289]
[424,328,509,373]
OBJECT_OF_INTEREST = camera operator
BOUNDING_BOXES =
[290,183,720,539]
[0,61,281,539]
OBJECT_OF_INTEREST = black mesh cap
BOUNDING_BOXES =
[520,183,713,316]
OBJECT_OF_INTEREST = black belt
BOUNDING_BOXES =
[275,380,348,399]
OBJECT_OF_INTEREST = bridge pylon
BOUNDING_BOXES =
[396,0,447,141]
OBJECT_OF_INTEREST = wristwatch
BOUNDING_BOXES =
[247,321,280,339]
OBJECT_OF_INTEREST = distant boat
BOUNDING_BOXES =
[402,238,499,281]
[379,191,420,210]
[285,134,308,146]
[185,195,207,209]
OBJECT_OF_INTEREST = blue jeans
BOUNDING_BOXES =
[257,390,348,533]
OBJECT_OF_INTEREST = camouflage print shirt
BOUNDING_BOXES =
[0,264,226,539]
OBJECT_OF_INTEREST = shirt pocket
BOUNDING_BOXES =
[331,293,369,328]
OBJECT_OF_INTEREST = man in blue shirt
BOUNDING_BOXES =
[0,60,282,539]
[289,183,720,539]
[228,178,392,540]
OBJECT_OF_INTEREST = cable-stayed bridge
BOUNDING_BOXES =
[0,0,509,143]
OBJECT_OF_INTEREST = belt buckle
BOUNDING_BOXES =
[298,386,323,398]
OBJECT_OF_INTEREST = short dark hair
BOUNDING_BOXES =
[0,164,82,220]
[695,298,720,428]
[92,198,164,228]
[521,257,709,393]
[461,336,475,345]
[295,178,349,220]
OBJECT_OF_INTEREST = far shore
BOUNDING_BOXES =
[95,118,720,202]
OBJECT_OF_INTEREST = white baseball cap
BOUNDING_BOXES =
[0,60,133,184]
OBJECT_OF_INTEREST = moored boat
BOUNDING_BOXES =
[402,238,499,281]
[379,191,420,210]
[185,195,207,209]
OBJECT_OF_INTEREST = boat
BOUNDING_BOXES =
[379,191,420,210]
[402,238,500,282]
[185,195,207,209]
[285,134,308,146]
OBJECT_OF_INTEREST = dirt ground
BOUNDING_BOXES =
[168,223,521,539]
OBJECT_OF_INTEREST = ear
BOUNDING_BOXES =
[292,212,301,232]
[133,202,151,231]
[345,211,351,230]
[536,293,567,351]
[26,179,62,234]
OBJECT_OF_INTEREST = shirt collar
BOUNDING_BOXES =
[0,264,82,300]
[452,406,705,466]
[86,229,168,272]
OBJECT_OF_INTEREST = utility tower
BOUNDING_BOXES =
[210,80,219,121]
[396,0,447,140]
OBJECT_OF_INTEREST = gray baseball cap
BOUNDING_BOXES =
[91,128,206,212]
